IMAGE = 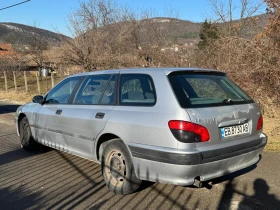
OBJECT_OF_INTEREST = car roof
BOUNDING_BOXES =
[68,68,224,77]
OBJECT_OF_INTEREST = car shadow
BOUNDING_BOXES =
[0,133,52,166]
[211,164,258,186]
[0,104,20,114]
[0,144,52,166]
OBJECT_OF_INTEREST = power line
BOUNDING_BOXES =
[0,0,31,11]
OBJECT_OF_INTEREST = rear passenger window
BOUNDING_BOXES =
[119,74,156,106]
[73,74,116,105]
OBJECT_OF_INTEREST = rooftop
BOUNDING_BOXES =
[0,44,15,56]
[69,67,224,77]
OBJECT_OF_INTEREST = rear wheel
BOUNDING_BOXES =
[19,117,38,150]
[101,139,142,194]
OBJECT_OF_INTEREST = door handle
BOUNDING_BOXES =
[95,112,105,119]
[56,109,62,115]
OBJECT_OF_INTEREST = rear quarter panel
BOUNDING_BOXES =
[99,70,193,149]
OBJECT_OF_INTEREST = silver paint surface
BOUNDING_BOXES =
[15,68,267,185]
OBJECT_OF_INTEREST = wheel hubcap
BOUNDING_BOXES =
[105,150,126,185]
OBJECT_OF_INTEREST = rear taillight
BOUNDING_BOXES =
[168,120,210,143]
[257,115,263,130]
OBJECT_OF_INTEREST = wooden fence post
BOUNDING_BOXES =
[13,71,17,91]
[24,71,28,92]
[45,76,48,91]
[51,72,55,88]
[4,71,8,93]
[36,71,41,95]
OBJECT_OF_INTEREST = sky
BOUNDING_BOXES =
[0,0,266,36]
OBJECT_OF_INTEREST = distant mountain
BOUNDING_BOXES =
[0,13,269,49]
[139,17,202,44]
[237,13,270,38]
[0,22,70,47]
[142,17,201,35]
[135,13,270,43]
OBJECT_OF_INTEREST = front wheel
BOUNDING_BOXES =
[101,139,142,194]
[19,117,38,150]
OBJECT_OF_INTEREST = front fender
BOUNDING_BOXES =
[15,102,37,136]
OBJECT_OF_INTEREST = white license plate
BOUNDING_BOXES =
[220,123,249,138]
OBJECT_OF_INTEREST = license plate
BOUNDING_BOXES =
[220,123,249,138]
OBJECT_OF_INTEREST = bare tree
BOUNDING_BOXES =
[60,0,189,71]
[60,0,137,71]
[208,0,265,36]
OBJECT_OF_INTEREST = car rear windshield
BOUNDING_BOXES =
[168,72,254,108]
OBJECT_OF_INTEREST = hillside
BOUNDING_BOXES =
[0,22,70,47]
[142,13,269,41]
[141,17,202,41]
[0,13,269,49]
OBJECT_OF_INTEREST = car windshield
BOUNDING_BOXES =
[168,72,253,108]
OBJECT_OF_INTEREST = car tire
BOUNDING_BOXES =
[101,139,142,194]
[19,117,38,150]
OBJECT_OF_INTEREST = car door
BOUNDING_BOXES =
[33,76,82,150]
[61,74,117,159]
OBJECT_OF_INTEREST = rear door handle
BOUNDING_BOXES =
[95,112,105,119]
[56,109,62,115]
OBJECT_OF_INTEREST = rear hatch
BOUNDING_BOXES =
[168,70,263,157]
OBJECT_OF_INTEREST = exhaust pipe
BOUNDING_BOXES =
[193,178,203,188]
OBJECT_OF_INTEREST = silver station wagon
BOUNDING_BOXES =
[15,68,267,194]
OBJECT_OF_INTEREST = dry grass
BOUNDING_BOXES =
[0,74,64,103]
[263,116,280,152]
[0,90,34,104]
[192,34,280,152]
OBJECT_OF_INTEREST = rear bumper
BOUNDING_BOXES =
[128,133,267,185]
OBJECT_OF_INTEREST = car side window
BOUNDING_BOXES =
[73,74,116,105]
[44,77,81,104]
[119,74,156,106]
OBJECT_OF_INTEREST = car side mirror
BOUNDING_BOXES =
[32,95,44,104]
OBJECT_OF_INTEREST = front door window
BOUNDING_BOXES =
[45,77,81,104]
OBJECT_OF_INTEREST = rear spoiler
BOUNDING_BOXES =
[167,70,226,76]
